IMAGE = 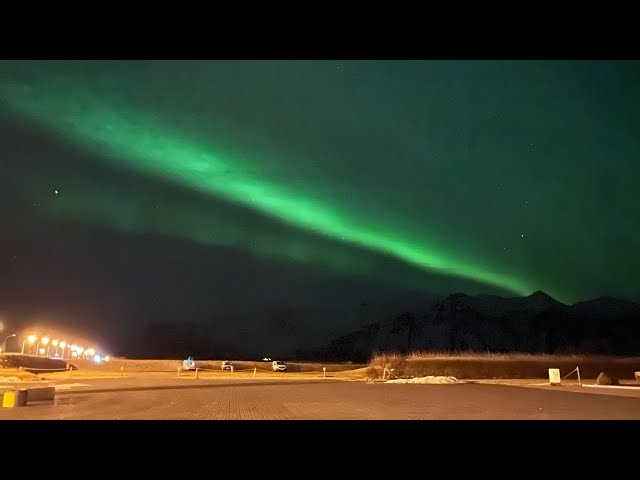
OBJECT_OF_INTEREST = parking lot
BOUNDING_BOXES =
[2,375,639,419]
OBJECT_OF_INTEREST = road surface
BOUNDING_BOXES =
[1,377,639,419]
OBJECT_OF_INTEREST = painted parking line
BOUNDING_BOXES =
[582,384,640,390]
[53,383,91,390]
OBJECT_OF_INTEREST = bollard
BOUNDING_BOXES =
[253,367,256,379]
[121,366,124,378]
[3,389,28,408]
[231,365,234,373]
[577,366,581,386]
[69,365,72,379]
[195,368,199,379]
[382,367,387,381]
[323,367,326,379]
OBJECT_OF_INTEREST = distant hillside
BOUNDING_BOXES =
[297,292,640,362]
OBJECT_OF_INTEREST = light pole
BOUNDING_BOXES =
[36,337,49,357]
[22,335,37,354]
[60,341,66,358]
[2,334,16,352]
[52,339,59,357]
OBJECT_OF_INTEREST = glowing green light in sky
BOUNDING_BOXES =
[0,77,535,297]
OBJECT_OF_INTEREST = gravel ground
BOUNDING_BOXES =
[1,376,639,419]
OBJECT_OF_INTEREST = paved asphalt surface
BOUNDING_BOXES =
[1,377,639,419]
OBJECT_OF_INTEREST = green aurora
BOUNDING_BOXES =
[2,61,639,304]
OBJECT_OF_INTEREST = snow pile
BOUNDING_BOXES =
[387,376,459,384]
[0,376,22,382]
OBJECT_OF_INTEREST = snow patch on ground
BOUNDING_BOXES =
[0,376,22,382]
[387,376,460,384]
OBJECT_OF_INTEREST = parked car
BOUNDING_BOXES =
[272,360,287,372]
[221,360,233,371]
[183,357,196,371]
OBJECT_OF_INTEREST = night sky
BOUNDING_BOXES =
[1,61,639,357]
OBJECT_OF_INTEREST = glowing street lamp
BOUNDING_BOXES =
[76,347,84,358]
[39,348,45,355]
[59,341,66,358]
[22,335,37,354]
[52,339,59,356]
[35,336,49,356]
[87,348,95,357]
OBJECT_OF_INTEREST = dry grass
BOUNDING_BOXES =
[0,369,40,381]
[370,351,640,380]
[405,350,620,361]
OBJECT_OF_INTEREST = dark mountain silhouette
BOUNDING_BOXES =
[297,291,640,362]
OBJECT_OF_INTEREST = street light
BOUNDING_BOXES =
[60,341,66,358]
[52,339,59,356]
[42,337,51,357]
[39,348,45,355]
[1,333,16,353]
[22,335,37,354]
[37,337,49,357]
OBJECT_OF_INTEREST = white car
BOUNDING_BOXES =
[221,360,233,371]
[183,357,196,371]
[272,360,287,372]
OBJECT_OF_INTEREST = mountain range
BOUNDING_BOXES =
[296,291,640,362]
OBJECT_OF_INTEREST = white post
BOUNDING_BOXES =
[120,366,124,378]
[253,367,256,379]
[576,366,581,386]
[323,367,326,379]
[382,367,387,380]
[231,365,234,373]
